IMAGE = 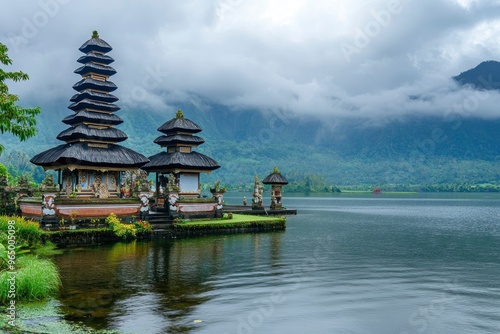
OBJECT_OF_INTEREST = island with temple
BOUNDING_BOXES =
[15,31,295,240]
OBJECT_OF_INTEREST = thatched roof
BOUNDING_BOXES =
[262,172,289,185]
[30,32,149,171]
[68,99,120,112]
[74,63,116,77]
[153,134,205,147]
[57,125,127,142]
[77,52,114,65]
[70,90,118,103]
[141,151,220,172]
[62,110,123,126]
[31,143,149,168]
[73,78,117,92]
[158,118,202,134]
[79,37,112,54]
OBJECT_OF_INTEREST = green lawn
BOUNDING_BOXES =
[180,214,283,225]
[173,214,286,230]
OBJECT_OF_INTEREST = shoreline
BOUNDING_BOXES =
[42,214,287,247]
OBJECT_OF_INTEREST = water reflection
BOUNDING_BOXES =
[54,232,285,332]
[50,194,500,333]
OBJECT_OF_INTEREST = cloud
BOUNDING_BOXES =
[1,0,500,126]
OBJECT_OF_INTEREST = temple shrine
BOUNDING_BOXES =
[141,110,221,218]
[20,31,149,219]
[262,167,289,209]
[17,32,295,224]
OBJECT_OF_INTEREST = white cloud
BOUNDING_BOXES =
[1,0,500,125]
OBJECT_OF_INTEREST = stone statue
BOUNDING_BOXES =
[42,194,56,216]
[252,176,263,209]
[168,193,179,212]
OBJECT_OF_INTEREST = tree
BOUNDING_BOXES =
[0,42,40,155]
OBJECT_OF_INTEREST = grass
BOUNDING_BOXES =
[32,241,64,256]
[0,255,61,303]
[173,214,286,230]
[179,214,284,225]
[0,216,42,247]
[0,216,61,304]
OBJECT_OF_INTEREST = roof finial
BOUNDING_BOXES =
[92,30,99,39]
[176,109,184,119]
[273,166,281,174]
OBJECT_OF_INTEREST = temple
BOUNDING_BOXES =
[21,31,149,219]
[17,32,296,223]
[262,167,288,210]
[141,110,221,217]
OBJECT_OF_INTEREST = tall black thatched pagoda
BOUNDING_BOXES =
[31,31,148,199]
[142,110,220,200]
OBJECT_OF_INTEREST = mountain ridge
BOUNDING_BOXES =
[1,61,499,188]
[453,60,500,90]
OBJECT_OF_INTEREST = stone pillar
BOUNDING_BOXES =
[252,176,264,210]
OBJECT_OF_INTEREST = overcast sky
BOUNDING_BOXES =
[2,0,500,124]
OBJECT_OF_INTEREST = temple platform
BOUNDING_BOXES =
[143,204,296,224]
[222,205,297,216]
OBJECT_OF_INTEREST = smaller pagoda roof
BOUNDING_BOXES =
[74,63,117,77]
[57,125,127,143]
[31,142,149,169]
[70,90,118,103]
[79,32,113,54]
[157,111,202,134]
[68,99,120,112]
[73,78,117,92]
[62,110,123,126]
[77,52,114,65]
[263,168,289,185]
[153,134,205,147]
[141,151,220,172]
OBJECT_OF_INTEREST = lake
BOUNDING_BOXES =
[36,193,500,333]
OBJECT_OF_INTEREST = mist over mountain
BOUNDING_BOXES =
[453,61,500,90]
[2,62,499,188]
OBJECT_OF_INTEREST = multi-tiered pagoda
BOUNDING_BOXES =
[142,110,220,216]
[24,32,149,219]
[142,110,220,194]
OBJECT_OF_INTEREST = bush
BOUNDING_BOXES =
[133,220,153,236]
[105,213,136,239]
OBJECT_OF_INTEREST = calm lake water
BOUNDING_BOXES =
[45,193,500,333]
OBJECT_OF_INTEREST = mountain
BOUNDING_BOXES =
[2,63,499,189]
[453,60,500,90]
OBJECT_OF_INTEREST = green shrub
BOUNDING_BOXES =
[105,213,120,226]
[133,220,153,236]
[106,213,136,239]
